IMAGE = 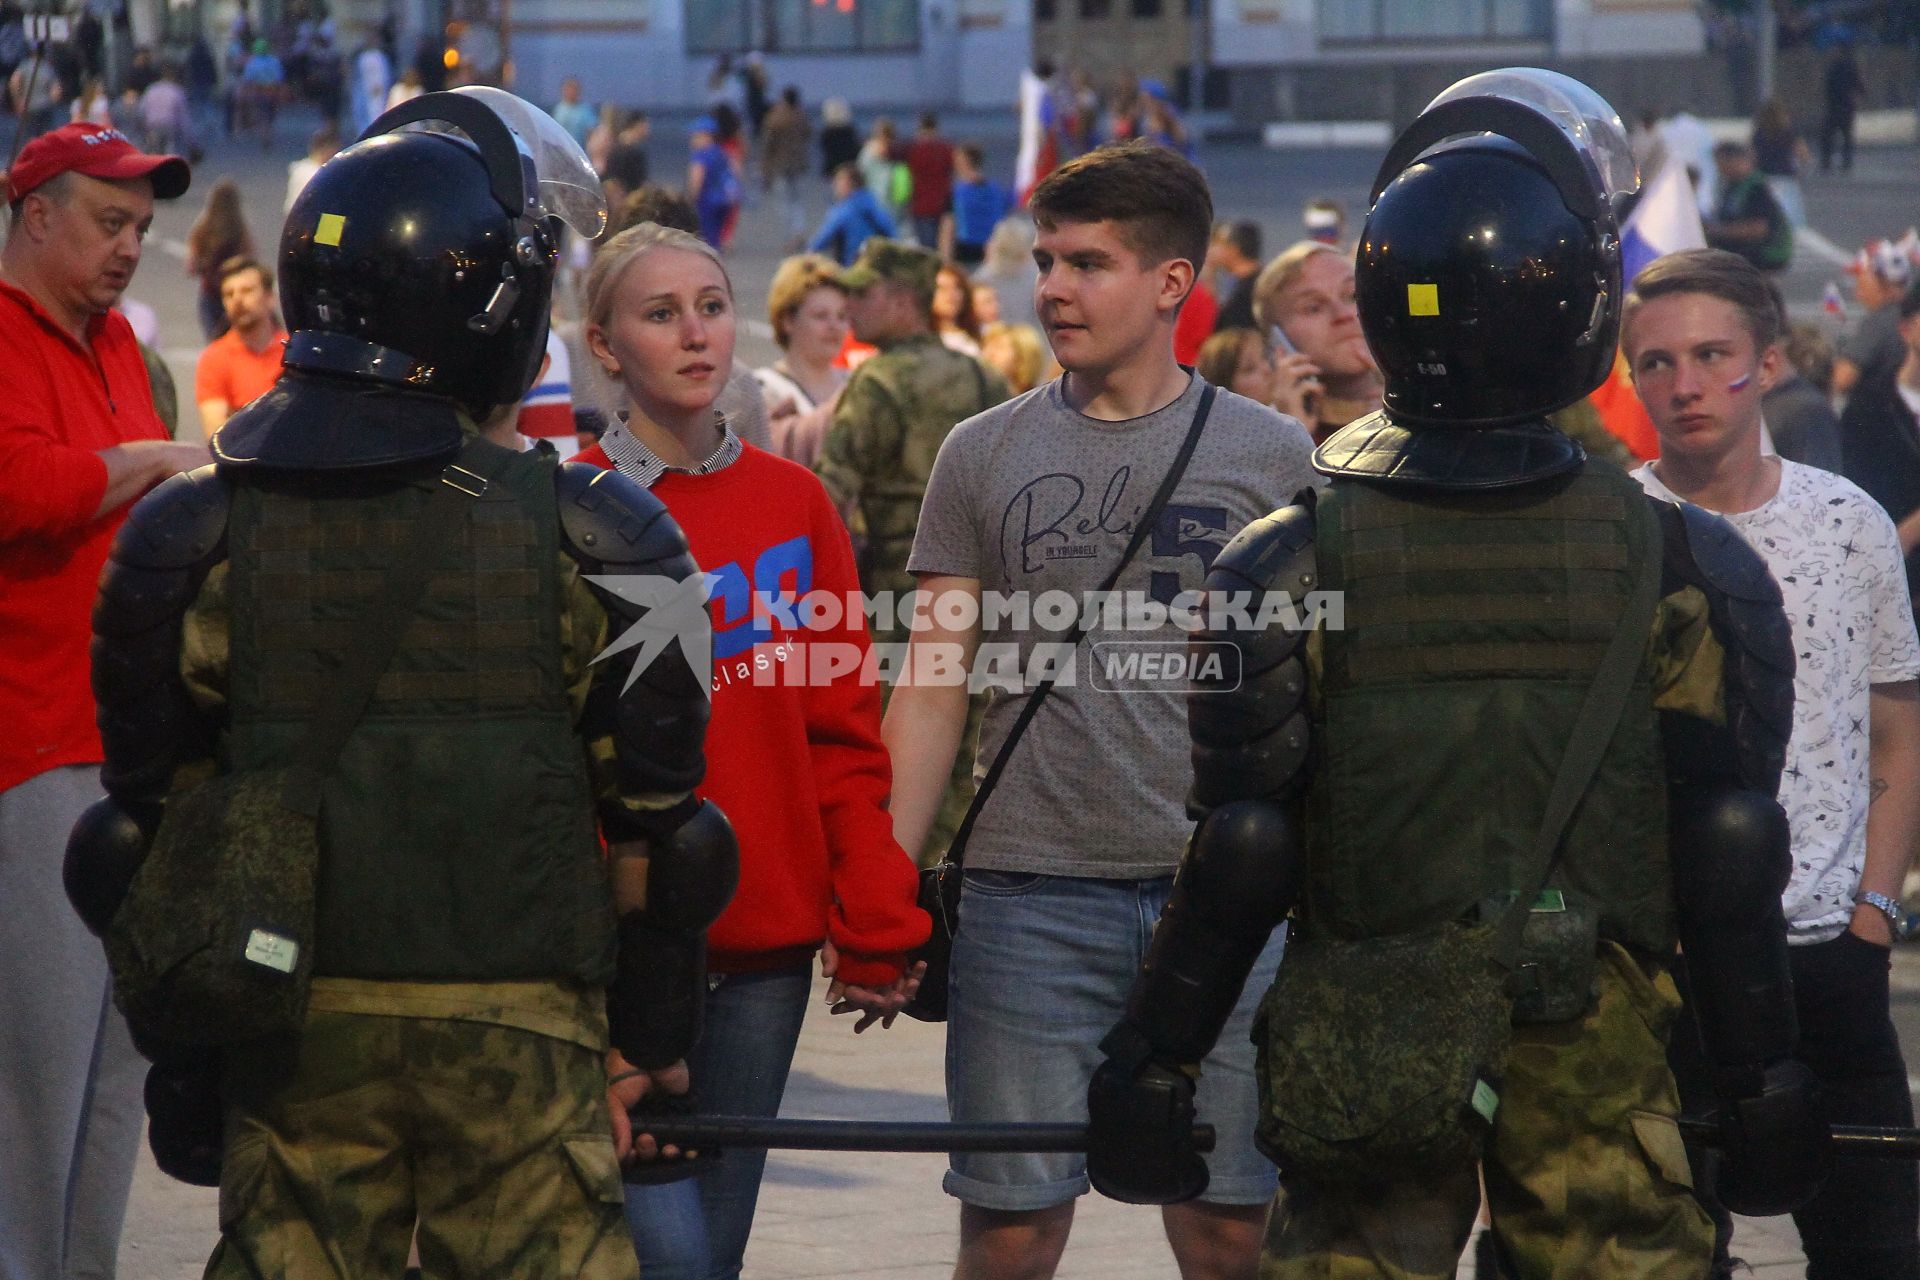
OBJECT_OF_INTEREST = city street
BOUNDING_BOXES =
[92,103,1920,1278]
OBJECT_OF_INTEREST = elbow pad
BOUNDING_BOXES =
[1122,799,1302,1065]
[1670,785,1797,1087]
[605,801,739,1069]
[64,796,161,937]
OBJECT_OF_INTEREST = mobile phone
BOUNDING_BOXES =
[1269,321,1298,356]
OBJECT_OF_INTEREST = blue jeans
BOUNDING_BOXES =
[944,870,1284,1210]
[623,961,813,1280]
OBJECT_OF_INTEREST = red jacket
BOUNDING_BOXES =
[0,280,168,793]
[576,441,929,987]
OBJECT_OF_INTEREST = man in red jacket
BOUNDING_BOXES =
[0,123,204,1280]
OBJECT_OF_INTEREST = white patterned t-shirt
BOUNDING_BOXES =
[1635,460,1920,942]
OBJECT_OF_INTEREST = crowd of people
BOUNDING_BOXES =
[5,58,1920,1280]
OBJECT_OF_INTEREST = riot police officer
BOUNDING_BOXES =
[66,88,734,1278]
[1084,70,1827,1278]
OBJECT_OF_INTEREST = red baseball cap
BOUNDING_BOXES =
[6,123,191,204]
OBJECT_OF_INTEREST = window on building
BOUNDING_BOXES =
[686,0,919,53]
[1036,0,1057,19]
[1131,0,1163,17]
[1319,0,1549,42]
[1079,0,1113,18]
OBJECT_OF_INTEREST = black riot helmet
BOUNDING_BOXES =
[1355,70,1638,428]
[278,87,607,421]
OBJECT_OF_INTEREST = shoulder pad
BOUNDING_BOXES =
[1207,501,1317,599]
[555,462,697,580]
[1653,495,1795,792]
[1313,412,1585,491]
[1671,498,1782,605]
[111,466,232,572]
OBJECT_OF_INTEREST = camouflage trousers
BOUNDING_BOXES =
[1260,944,1713,1280]
[205,1012,636,1280]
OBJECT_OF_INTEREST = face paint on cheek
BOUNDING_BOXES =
[1727,371,1753,393]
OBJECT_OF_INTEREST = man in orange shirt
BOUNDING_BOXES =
[194,255,286,437]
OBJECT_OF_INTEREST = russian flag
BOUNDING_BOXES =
[1596,157,1708,460]
[1014,68,1058,207]
[519,331,580,458]
[1620,155,1706,285]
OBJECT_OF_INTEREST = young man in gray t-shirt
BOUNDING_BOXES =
[885,143,1318,1280]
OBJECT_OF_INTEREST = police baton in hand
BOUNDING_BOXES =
[625,1115,1217,1155]
[1680,1116,1920,1160]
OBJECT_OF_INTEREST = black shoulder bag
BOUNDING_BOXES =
[903,384,1217,1022]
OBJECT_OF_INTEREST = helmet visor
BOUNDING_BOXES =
[395,85,608,238]
[1422,68,1637,202]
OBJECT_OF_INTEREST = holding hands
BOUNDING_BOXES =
[821,938,927,1033]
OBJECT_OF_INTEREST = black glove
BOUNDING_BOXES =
[145,1057,224,1187]
[1086,1052,1209,1205]
[622,1089,711,1186]
[1715,1059,1829,1216]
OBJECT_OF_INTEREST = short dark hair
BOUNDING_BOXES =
[1218,219,1260,263]
[831,161,861,187]
[218,255,273,293]
[958,143,984,170]
[1622,247,1783,352]
[1712,140,1751,161]
[1028,141,1212,274]
[614,186,698,237]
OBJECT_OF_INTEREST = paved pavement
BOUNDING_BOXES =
[102,105,1920,1278]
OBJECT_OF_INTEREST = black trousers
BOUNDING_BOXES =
[1819,111,1856,172]
[1670,935,1920,1280]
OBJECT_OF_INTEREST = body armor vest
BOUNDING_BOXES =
[1304,458,1674,954]
[223,443,616,983]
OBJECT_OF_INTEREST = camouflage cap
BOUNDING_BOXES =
[835,238,940,305]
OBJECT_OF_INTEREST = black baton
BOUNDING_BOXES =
[630,1116,1217,1154]
[1680,1116,1920,1160]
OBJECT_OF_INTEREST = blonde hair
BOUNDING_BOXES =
[982,322,1047,396]
[766,253,846,349]
[584,222,733,362]
[1252,239,1341,329]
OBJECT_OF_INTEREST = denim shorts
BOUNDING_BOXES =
[944,870,1285,1211]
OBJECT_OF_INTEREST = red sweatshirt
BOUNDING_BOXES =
[0,281,168,793]
[577,441,929,988]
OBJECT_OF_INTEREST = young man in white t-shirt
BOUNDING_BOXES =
[885,142,1318,1280]
[1624,247,1920,1280]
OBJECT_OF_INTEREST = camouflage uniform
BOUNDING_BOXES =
[815,331,1009,638]
[209,992,634,1280]
[815,241,1009,861]
[156,430,682,1280]
[1260,946,1708,1280]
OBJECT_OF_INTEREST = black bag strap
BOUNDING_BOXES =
[1491,509,1663,970]
[279,438,500,816]
[940,382,1218,870]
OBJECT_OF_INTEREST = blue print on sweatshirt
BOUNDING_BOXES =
[709,535,814,660]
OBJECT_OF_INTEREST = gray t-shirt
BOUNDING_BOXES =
[908,373,1319,878]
